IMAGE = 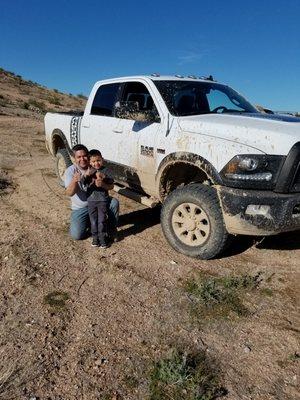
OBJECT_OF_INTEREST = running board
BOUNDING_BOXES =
[113,184,159,208]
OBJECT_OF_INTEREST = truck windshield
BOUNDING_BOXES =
[153,80,258,116]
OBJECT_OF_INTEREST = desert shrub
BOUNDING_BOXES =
[77,93,87,99]
[149,349,227,400]
[44,291,70,310]
[0,172,14,195]
[48,96,62,106]
[23,98,46,112]
[186,272,262,318]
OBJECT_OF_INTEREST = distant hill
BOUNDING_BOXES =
[1,68,298,119]
[256,104,299,117]
[0,67,86,119]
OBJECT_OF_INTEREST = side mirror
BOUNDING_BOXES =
[115,101,160,123]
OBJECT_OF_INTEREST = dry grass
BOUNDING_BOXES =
[149,349,227,400]
[185,272,262,319]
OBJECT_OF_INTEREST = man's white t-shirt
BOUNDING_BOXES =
[64,165,88,210]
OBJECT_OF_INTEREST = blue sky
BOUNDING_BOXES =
[1,0,299,111]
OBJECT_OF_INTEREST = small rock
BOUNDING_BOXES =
[170,260,177,265]
[244,345,251,353]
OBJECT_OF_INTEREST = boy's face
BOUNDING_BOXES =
[90,155,104,169]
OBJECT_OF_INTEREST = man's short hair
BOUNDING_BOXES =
[89,149,102,158]
[72,144,88,155]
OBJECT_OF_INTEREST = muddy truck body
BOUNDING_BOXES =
[44,75,300,259]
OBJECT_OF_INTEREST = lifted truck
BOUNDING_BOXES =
[44,75,300,259]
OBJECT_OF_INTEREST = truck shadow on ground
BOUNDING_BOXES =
[117,206,161,240]
[255,230,300,251]
[117,207,300,254]
[220,229,300,258]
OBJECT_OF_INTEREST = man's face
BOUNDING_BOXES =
[90,155,104,170]
[74,150,89,169]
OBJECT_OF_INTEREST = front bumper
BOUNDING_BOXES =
[218,186,300,235]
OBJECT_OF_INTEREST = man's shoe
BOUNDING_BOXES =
[99,243,109,249]
[92,238,99,247]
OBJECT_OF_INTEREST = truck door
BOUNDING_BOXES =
[80,82,123,163]
[114,81,163,194]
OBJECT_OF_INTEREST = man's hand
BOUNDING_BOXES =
[65,169,81,196]
[72,171,81,183]
[84,167,94,177]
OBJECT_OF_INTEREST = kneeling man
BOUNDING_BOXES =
[64,144,119,241]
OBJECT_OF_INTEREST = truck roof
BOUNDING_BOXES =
[94,75,221,85]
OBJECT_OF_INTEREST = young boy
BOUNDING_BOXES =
[84,149,114,248]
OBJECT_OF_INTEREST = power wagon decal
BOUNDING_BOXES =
[70,116,82,147]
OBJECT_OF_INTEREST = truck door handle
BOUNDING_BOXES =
[113,128,123,133]
[82,123,90,128]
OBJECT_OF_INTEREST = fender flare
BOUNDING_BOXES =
[156,152,223,196]
[50,129,72,155]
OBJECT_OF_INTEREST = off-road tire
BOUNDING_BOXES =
[161,183,230,260]
[55,148,72,187]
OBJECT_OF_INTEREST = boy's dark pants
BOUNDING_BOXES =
[88,200,107,244]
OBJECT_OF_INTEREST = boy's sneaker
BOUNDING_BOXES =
[91,238,99,247]
[99,243,109,249]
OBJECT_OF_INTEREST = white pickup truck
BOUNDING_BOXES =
[44,75,300,259]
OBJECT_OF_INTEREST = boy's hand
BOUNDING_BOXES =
[96,171,105,179]
[95,173,103,187]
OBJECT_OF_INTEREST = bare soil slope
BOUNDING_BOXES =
[0,70,299,399]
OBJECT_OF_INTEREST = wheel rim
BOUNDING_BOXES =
[171,202,210,247]
[57,156,67,180]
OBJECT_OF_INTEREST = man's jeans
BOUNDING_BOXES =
[70,197,119,240]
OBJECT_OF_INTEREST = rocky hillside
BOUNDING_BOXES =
[0,67,86,119]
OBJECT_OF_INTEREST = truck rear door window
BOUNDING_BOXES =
[91,83,121,116]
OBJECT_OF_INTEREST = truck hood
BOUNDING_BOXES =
[178,113,300,155]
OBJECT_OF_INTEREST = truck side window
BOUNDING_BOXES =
[91,83,121,116]
[120,82,159,119]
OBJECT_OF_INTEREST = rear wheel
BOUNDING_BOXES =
[161,184,230,259]
[55,148,72,187]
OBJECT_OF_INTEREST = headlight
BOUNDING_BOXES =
[220,154,285,189]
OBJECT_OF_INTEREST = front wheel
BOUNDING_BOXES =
[161,184,230,260]
[55,148,72,187]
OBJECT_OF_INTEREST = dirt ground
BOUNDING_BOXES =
[0,115,299,400]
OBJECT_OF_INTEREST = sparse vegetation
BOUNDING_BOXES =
[48,95,62,106]
[0,172,14,195]
[185,272,262,318]
[44,291,70,310]
[149,349,227,400]
[23,98,46,112]
[260,287,273,296]
[77,93,87,99]
[277,352,300,368]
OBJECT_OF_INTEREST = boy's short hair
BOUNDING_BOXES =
[89,149,102,158]
[72,144,88,155]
